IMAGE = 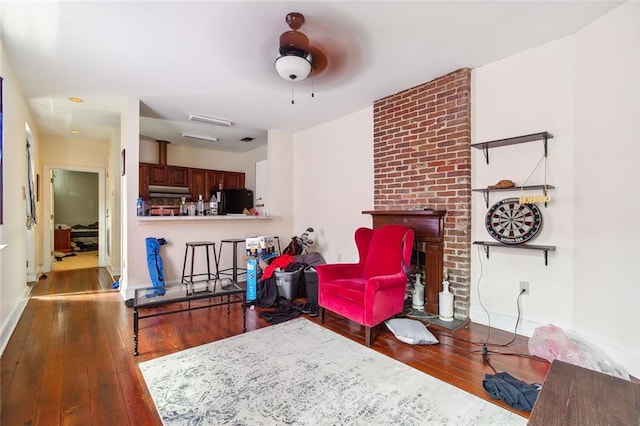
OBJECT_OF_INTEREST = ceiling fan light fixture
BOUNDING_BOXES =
[181,132,219,143]
[275,55,312,81]
[188,113,232,127]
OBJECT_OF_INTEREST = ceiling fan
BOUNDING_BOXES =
[275,12,328,83]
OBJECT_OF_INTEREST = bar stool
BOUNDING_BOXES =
[217,239,247,283]
[181,241,219,294]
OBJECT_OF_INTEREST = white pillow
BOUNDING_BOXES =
[385,318,439,345]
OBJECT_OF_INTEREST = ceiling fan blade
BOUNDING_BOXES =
[279,30,310,56]
[309,45,328,75]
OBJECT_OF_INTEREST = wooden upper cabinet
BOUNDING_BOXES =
[148,164,189,186]
[139,163,149,198]
[140,162,245,197]
[149,164,168,185]
[190,168,208,201]
[167,166,188,186]
[224,171,244,189]
[207,171,225,192]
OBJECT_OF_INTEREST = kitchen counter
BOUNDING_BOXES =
[137,214,276,222]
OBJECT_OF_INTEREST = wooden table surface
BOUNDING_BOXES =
[528,360,640,426]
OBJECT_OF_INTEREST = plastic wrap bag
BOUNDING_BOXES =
[528,324,629,380]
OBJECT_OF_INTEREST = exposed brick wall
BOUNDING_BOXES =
[373,68,471,318]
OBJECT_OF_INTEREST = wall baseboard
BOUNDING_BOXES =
[0,285,33,357]
[106,265,121,281]
[469,307,640,379]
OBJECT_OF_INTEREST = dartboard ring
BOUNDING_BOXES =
[485,197,543,245]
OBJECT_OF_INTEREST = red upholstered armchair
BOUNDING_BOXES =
[317,224,415,347]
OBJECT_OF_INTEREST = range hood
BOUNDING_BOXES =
[148,185,191,199]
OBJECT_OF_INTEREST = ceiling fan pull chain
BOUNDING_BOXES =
[291,80,295,104]
[311,76,315,98]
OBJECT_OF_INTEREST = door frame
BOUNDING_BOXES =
[42,164,106,272]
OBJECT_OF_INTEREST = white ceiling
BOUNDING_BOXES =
[0,1,621,153]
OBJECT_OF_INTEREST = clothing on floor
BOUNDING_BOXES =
[482,371,542,412]
[258,298,304,324]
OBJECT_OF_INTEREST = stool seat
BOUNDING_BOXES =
[221,238,246,244]
[181,241,218,294]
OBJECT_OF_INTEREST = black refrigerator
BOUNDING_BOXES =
[212,189,253,214]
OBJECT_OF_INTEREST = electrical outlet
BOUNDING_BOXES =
[519,281,529,295]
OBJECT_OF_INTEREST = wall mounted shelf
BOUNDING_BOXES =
[471,131,553,164]
[472,185,555,207]
[473,241,556,265]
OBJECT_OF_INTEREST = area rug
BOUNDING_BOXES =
[139,318,525,425]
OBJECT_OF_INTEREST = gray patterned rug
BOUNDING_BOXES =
[139,318,525,425]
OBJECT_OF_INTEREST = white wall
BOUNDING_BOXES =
[0,37,34,354]
[572,1,640,376]
[471,1,639,377]
[472,37,575,330]
[107,128,122,277]
[293,108,374,263]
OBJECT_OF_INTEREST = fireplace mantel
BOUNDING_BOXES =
[363,210,446,314]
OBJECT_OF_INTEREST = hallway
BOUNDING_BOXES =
[52,250,99,271]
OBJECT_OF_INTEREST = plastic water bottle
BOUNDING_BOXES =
[197,194,204,216]
[136,197,144,216]
[209,194,217,215]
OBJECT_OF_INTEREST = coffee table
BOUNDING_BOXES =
[133,278,246,355]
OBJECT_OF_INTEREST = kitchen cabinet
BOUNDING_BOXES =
[224,172,244,189]
[148,164,189,186]
[208,171,225,191]
[190,168,208,201]
[148,164,167,185]
[139,163,149,198]
[140,162,246,200]
[167,166,189,186]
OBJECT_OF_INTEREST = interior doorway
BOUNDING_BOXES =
[42,164,106,272]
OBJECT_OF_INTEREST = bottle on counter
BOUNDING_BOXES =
[209,194,217,215]
[136,197,144,216]
[180,197,187,216]
[197,194,204,216]
[216,183,225,215]
[188,202,196,216]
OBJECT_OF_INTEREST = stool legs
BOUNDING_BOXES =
[231,241,238,282]
[181,242,218,294]
[217,239,247,282]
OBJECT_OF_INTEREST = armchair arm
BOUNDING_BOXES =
[316,263,364,282]
[363,271,408,325]
[364,271,408,294]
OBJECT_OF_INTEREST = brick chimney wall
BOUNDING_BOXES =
[373,68,471,318]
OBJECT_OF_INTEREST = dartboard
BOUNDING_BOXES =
[485,198,542,245]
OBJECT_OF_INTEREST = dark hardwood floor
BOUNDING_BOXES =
[1,268,550,425]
